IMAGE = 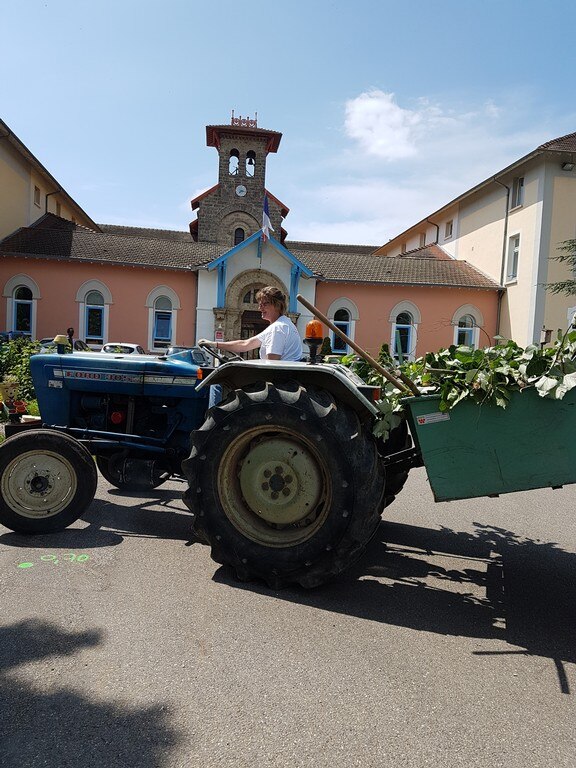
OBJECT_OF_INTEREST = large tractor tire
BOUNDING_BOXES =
[182,381,386,588]
[95,454,171,491]
[0,430,97,534]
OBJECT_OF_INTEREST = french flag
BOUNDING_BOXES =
[262,194,274,242]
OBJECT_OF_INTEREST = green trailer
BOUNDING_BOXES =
[404,386,576,502]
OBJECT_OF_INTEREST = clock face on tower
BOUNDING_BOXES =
[235,184,247,197]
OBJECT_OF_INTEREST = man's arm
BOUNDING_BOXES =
[216,337,261,353]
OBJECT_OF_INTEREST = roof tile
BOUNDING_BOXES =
[0,220,500,289]
[1,223,218,269]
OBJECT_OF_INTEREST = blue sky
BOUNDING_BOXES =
[3,0,576,244]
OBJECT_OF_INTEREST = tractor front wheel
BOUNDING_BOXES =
[182,381,385,588]
[0,430,97,533]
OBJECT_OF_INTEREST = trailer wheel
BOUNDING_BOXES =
[95,455,170,491]
[182,381,385,588]
[0,430,97,533]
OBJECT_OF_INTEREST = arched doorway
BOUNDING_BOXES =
[213,269,296,358]
[239,285,267,358]
[241,309,268,358]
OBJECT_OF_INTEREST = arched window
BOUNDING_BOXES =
[3,275,40,339]
[75,280,112,347]
[153,296,173,349]
[393,312,414,361]
[13,286,33,335]
[85,290,105,345]
[245,150,256,177]
[389,301,420,361]
[332,309,350,354]
[456,314,476,346]
[327,298,359,354]
[145,285,180,351]
[451,305,484,348]
[234,227,245,245]
[229,149,239,175]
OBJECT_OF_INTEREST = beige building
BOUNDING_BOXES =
[0,118,98,238]
[375,132,576,346]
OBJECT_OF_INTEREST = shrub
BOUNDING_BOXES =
[0,338,40,401]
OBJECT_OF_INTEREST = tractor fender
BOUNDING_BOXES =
[197,360,379,422]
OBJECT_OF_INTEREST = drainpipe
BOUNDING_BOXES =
[192,266,198,343]
[45,189,61,213]
[494,178,510,336]
[426,218,440,244]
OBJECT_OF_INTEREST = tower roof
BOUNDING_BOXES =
[206,115,282,154]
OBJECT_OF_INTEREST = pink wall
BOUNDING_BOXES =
[1,258,198,349]
[1,255,499,356]
[314,283,499,357]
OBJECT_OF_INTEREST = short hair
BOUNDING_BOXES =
[256,286,286,315]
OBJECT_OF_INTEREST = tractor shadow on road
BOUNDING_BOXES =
[214,519,576,694]
[82,485,193,542]
[0,619,183,768]
[0,485,194,550]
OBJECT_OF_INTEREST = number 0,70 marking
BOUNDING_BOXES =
[17,553,90,569]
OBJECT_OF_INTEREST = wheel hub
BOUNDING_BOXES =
[238,437,323,526]
[28,473,52,494]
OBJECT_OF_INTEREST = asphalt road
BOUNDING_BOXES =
[1,467,575,768]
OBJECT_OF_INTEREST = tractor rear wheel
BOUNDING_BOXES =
[182,381,385,588]
[0,430,97,533]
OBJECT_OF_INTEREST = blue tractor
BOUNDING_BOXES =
[0,340,408,588]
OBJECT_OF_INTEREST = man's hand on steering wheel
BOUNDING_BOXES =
[197,339,243,362]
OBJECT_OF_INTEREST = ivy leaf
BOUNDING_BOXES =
[561,371,576,393]
[465,368,479,384]
[535,376,559,397]
[525,356,549,377]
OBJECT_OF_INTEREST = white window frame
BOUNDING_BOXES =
[511,177,524,209]
[331,309,351,355]
[3,274,40,339]
[33,185,41,207]
[506,233,520,282]
[152,297,173,350]
[146,285,181,351]
[76,280,113,347]
[389,301,421,361]
[84,292,105,345]
[444,219,453,239]
[451,305,484,348]
[326,297,359,355]
[13,286,33,336]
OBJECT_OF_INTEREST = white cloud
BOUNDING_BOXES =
[284,90,576,246]
[344,91,420,160]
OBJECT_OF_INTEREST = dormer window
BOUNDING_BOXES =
[229,149,240,175]
[245,150,256,177]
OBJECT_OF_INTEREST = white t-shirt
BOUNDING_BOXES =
[255,315,303,361]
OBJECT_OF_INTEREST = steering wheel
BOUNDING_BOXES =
[199,343,244,364]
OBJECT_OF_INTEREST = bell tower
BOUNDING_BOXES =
[191,113,283,245]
